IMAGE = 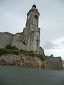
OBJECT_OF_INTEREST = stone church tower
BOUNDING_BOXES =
[0,5,44,54]
[23,5,40,53]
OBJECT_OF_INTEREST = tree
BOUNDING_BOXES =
[49,54,54,58]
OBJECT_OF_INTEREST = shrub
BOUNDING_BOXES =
[11,46,19,50]
[2,45,46,61]
[29,51,34,53]
[5,44,12,49]
[29,53,35,57]
[49,54,54,58]
[0,48,8,56]
[20,49,25,52]
[5,44,19,50]
[12,50,19,55]
[35,54,45,61]
[20,49,34,54]
[39,54,45,61]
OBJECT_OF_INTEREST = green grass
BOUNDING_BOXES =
[0,48,8,56]
[0,45,46,61]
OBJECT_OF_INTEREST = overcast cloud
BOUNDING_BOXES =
[0,0,64,60]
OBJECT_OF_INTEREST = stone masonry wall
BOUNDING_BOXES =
[0,53,63,69]
[0,32,13,48]
[12,33,26,50]
[0,53,41,68]
[44,57,63,70]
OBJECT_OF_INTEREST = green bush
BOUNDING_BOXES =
[0,48,8,56]
[49,54,54,58]
[5,44,12,49]
[0,48,19,55]
[29,51,34,53]
[20,49,25,52]
[5,44,19,50]
[29,53,35,57]
[35,54,45,61]
[20,49,34,54]
[40,54,45,61]
[1,46,46,61]
[12,50,19,55]
[11,46,19,50]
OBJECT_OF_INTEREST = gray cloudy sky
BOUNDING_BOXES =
[0,0,64,60]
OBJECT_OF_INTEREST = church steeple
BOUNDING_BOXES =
[24,5,40,53]
[26,5,40,27]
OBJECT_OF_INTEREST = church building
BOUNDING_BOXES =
[0,5,44,54]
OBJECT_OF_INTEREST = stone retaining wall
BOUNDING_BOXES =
[42,57,63,70]
[0,54,63,69]
[0,53,41,68]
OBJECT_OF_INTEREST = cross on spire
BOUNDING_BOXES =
[34,2,36,5]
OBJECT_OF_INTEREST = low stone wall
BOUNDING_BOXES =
[41,57,63,70]
[0,53,41,68]
[0,54,63,69]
